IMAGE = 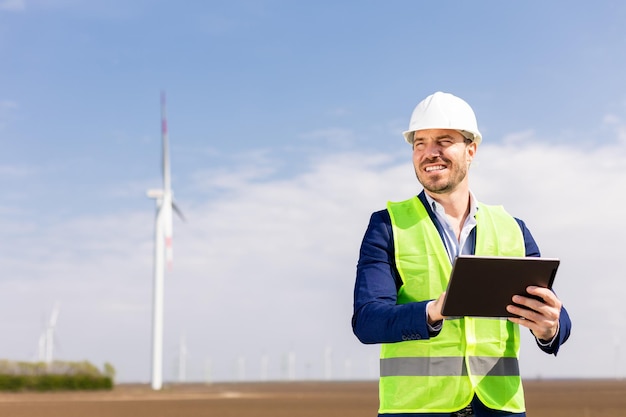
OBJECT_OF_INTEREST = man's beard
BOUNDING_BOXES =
[415,158,468,194]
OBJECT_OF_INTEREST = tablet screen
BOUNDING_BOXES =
[440,256,560,317]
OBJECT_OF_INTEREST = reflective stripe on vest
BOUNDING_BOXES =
[380,356,520,377]
[379,196,526,414]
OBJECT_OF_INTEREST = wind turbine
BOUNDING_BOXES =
[177,333,187,383]
[38,303,60,364]
[45,304,60,364]
[147,92,184,390]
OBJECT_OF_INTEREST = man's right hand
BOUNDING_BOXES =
[427,292,447,325]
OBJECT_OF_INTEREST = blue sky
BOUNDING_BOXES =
[1,0,626,383]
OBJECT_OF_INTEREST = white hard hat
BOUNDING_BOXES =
[402,91,482,145]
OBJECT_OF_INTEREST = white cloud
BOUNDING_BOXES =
[0,0,25,12]
[187,150,279,192]
[1,131,625,382]
[0,99,18,109]
[0,164,35,177]
[501,129,535,146]
[602,113,626,144]
[299,127,357,147]
[328,107,351,117]
[0,100,18,128]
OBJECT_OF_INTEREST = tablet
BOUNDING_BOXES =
[440,255,560,318]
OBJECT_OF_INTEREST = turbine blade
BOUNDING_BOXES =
[172,201,186,222]
[49,303,60,327]
[161,91,171,193]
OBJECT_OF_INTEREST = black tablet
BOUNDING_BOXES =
[440,255,560,318]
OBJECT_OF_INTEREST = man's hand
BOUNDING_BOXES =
[506,286,562,341]
[427,292,447,325]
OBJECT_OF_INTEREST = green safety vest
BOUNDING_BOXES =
[380,196,526,414]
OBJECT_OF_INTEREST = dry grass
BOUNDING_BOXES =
[0,379,624,416]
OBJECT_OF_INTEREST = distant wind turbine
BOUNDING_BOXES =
[177,333,187,383]
[324,346,332,380]
[38,303,60,364]
[147,92,185,390]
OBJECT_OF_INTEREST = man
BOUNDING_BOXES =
[352,92,571,417]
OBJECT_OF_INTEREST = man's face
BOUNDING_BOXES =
[411,129,477,195]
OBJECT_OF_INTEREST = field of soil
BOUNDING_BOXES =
[0,379,624,417]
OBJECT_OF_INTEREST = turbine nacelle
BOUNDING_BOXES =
[146,189,165,200]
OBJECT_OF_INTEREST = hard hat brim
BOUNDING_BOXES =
[402,128,482,146]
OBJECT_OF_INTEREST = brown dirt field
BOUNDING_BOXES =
[0,379,624,417]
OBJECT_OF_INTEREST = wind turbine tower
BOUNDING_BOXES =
[38,303,60,364]
[147,92,184,390]
[45,304,60,364]
[178,333,188,383]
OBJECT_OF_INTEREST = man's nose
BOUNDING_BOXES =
[424,142,441,157]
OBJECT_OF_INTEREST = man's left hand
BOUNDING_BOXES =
[506,286,562,341]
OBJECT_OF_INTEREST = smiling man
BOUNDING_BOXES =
[352,92,571,417]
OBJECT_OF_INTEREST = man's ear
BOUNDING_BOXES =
[466,142,477,164]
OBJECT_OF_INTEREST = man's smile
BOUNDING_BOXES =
[424,164,446,172]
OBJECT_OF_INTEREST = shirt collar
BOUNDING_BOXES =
[424,191,479,219]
